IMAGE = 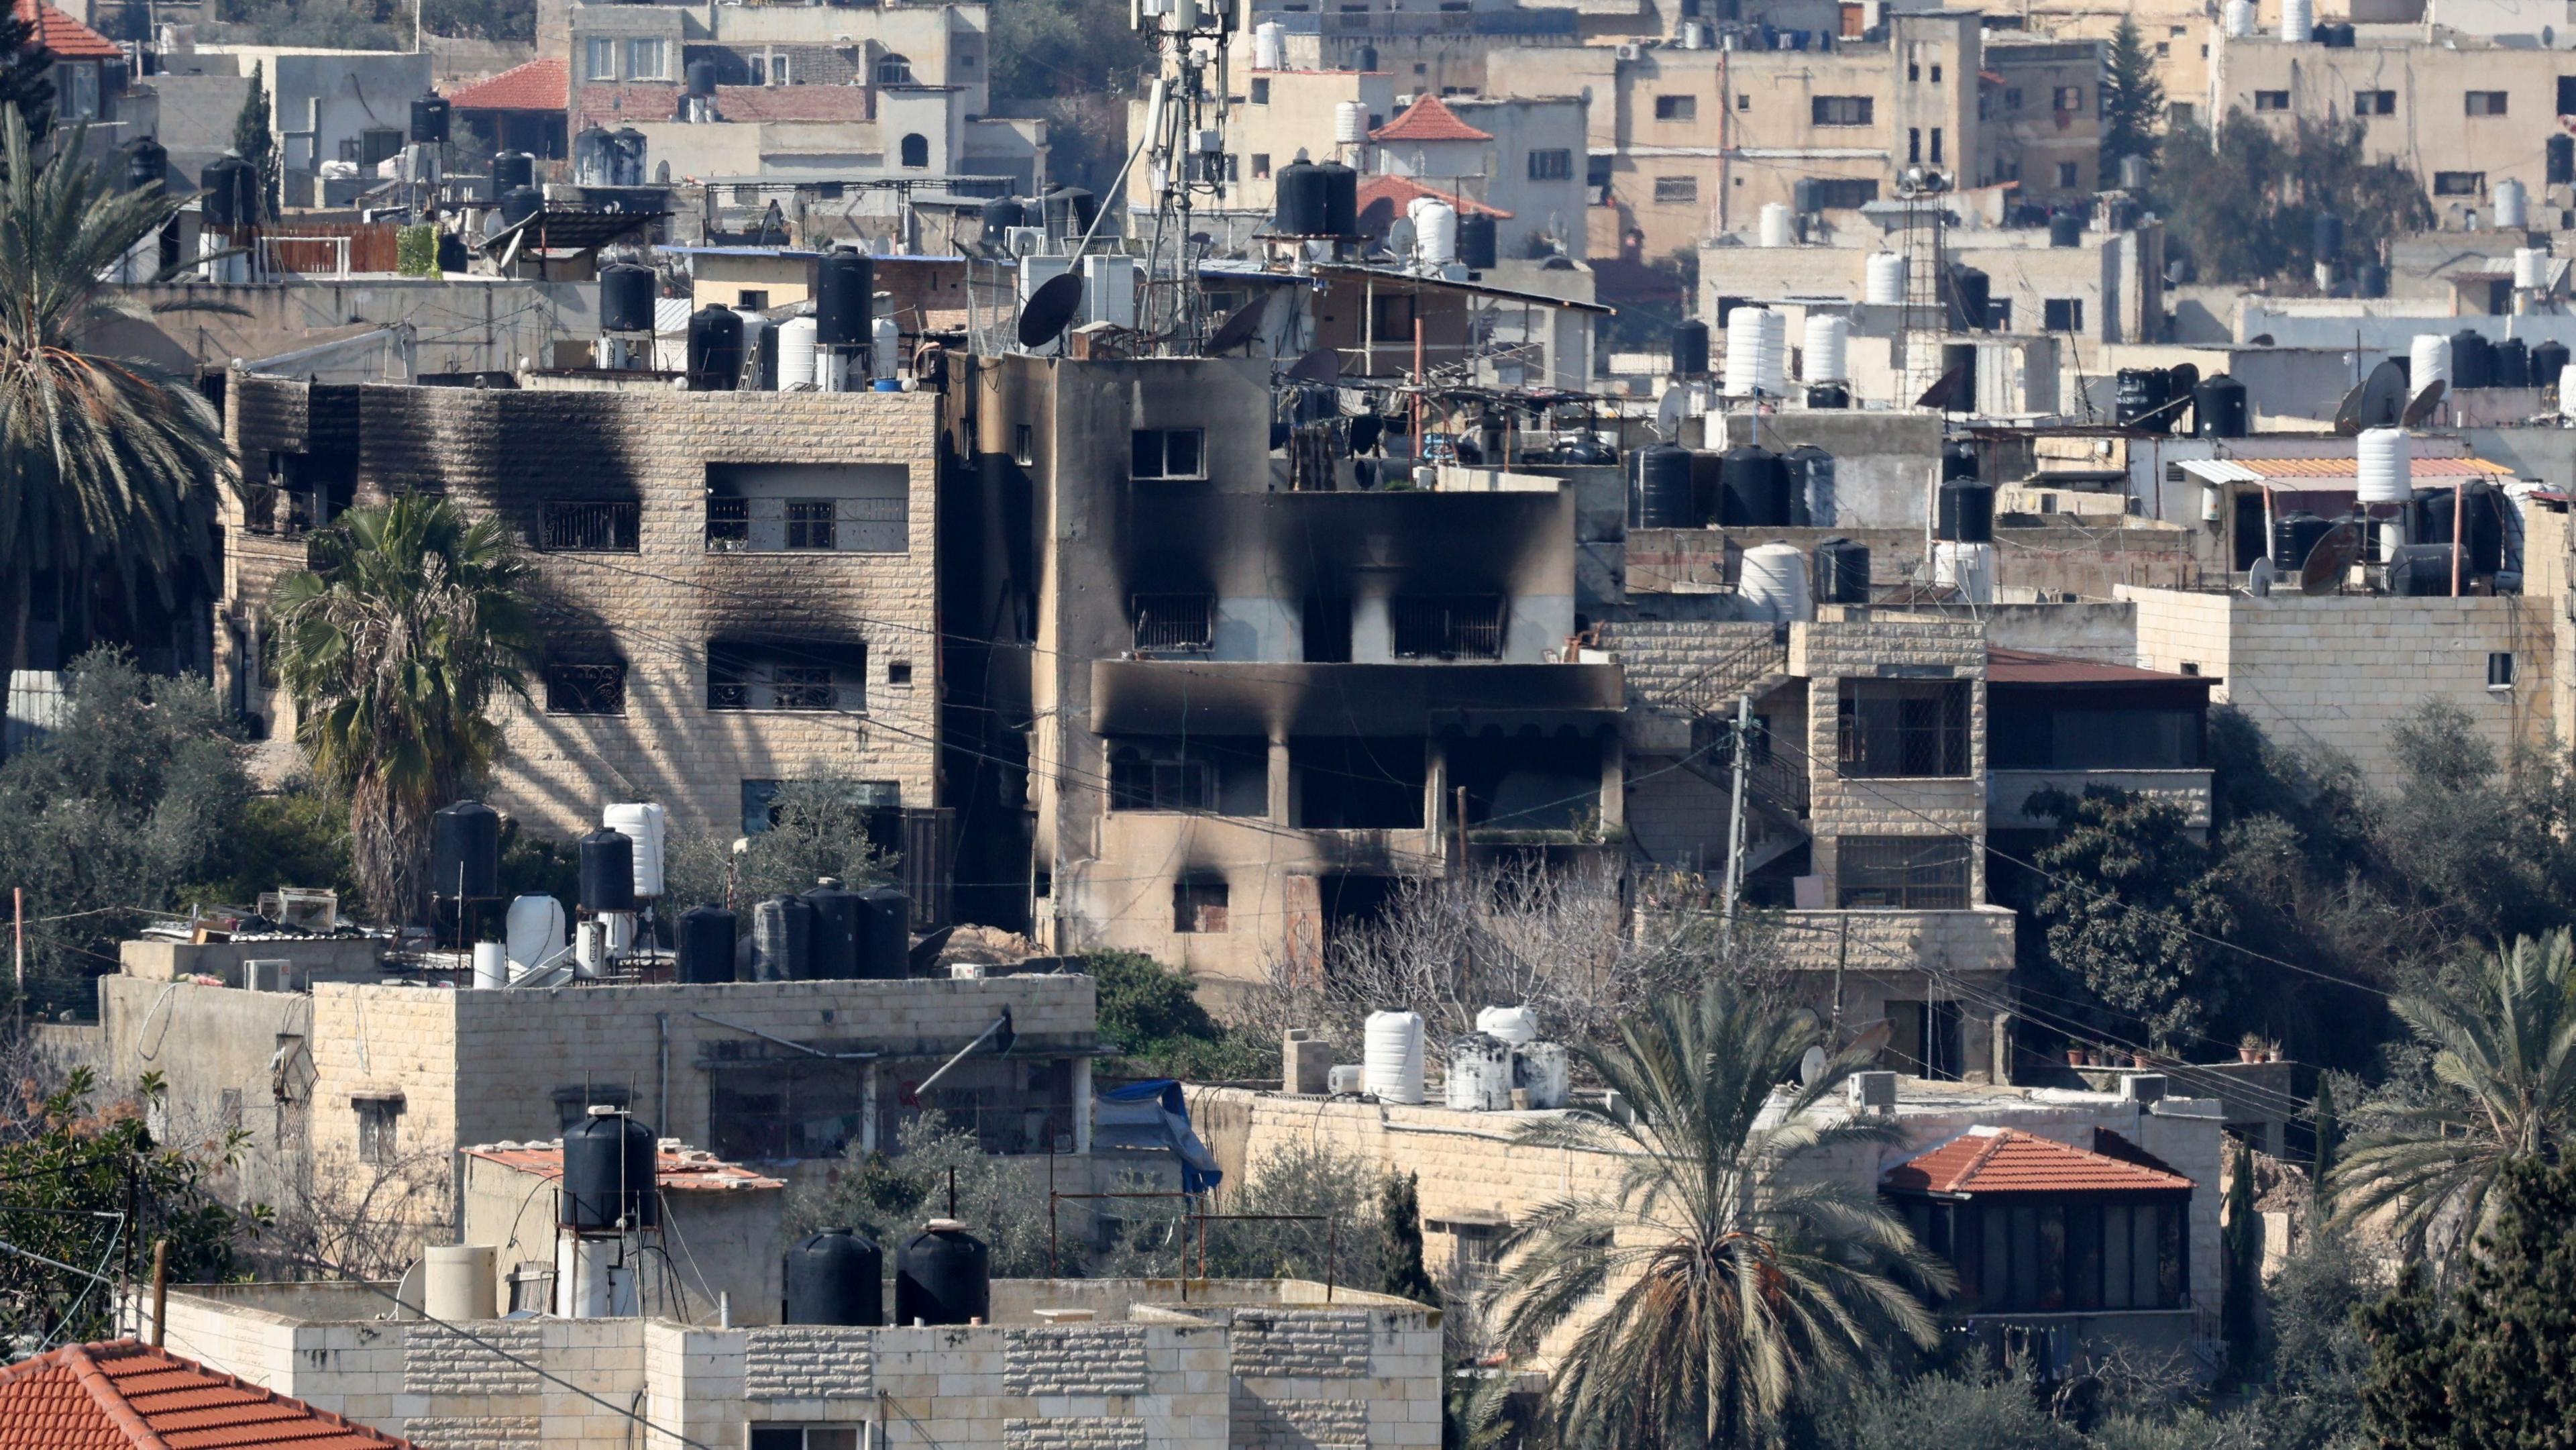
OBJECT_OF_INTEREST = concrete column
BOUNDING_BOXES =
[1426,734,1450,857]
[1596,729,1624,835]
[1268,735,1292,825]
[1071,1055,1093,1154]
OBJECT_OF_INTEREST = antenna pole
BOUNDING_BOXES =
[2452,484,2465,597]
[1719,693,1752,955]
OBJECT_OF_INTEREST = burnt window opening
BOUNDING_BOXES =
[708,640,867,713]
[1109,737,1268,815]
[1303,595,1352,663]
[1369,293,1417,344]
[705,497,751,549]
[705,463,910,552]
[1132,428,1206,480]
[545,662,629,715]
[785,499,837,550]
[741,778,900,835]
[1837,678,1970,777]
[1448,730,1603,831]
[1393,596,1504,660]
[1132,593,1214,652]
[1836,835,1971,910]
[1292,737,1426,828]
[1174,878,1231,933]
[712,1055,1070,1161]
[1883,999,1962,1079]
[541,501,641,553]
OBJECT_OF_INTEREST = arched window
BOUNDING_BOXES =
[900,132,929,169]
[875,52,914,85]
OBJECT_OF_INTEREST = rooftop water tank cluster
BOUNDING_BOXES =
[1360,1007,1570,1109]
[1722,307,1788,397]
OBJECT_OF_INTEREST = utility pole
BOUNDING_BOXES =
[1719,693,1752,954]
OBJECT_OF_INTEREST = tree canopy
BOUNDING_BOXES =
[2155,111,2432,284]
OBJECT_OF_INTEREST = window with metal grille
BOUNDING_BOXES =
[708,641,865,712]
[1393,596,1504,659]
[1131,428,1207,480]
[785,499,837,550]
[354,1097,401,1167]
[1836,836,1971,909]
[545,662,628,715]
[1811,95,1873,125]
[540,501,639,552]
[704,497,750,549]
[1653,174,1699,204]
[2435,170,2485,195]
[2253,90,2290,111]
[1655,95,1697,121]
[1837,678,1970,777]
[1132,594,1214,652]
[1528,148,1572,180]
[772,666,835,710]
[1174,878,1230,933]
[2465,90,2509,115]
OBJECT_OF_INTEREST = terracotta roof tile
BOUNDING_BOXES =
[1882,1127,2197,1196]
[1356,173,1511,220]
[17,0,119,61]
[1369,93,1492,143]
[446,57,568,112]
[0,1341,413,1450]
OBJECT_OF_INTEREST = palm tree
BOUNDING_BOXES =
[1489,981,1953,1448]
[0,109,235,674]
[268,494,537,921]
[2328,929,2576,1270]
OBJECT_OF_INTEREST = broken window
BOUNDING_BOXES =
[708,639,866,712]
[545,662,628,715]
[1292,738,1426,828]
[705,462,910,552]
[1131,428,1206,480]
[704,497,750,549]
[354,1096,401,1167]
[1131,593,1215,652]
[1835,836,1971,910]
[1174,878,1230,933]
[1393,597,1504,659]
[1837,678,1970,776]
[1302,595,1352,663]
[1448,729,1601,831]
[540,501,639,552]
[742,778,898,835]
[1109,737,1268,815]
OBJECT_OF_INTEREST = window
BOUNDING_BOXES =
[741,778,898,835]
[785,499,837,550]
[1737,93,1749,110]
[2253,90,2290,111]
[1252,152,1272,178]
[2436,170,2486,195]
[1835,836,1971,910]
[585,36,617,79]
[354,1097,401,1168]
[1884,999,1962,1078]
[58,62,97,121]
[1131,593,1215,652]
[2055,161,2079,189]
[1990,705,2204,769]
[1930,62,1943,82]
[1837,678,1970,776]
[900,133,929,168]
[551,1085,631,1132]
[2490,652,2517,688]
[540,500,639,552]
[1528,148,1573,180]
[2466,90,2509,115]
[1110,737,1267,815]
[1908,127,1921,162]
[1175,878,1230,933]
[1391,596,1504,658]
[750,1428,860,1450]
[887,660,912,685]
[876,52,915,85]
[217,1088,244,1133]
[1655,94,1697,121]
[1131,428,1207,480]
[708,641,867,712]
[626,38,666,80]
[705,497,750,548]
[1811,95,1874,126]
[1653,175,1699,204]
[1013,423,1035,465]
[1930,127,1943,163]
[2043,297,2085,331]
[2356,89,2396,115]
[739,289,769,310]
[1369,293,1417,343]
[2155,39,2169,55]
[2169,101,2196,125]
[545,662,628,715]
[1894,1194,2189,1313]
[1811,178,1879,209]
[360,128,404,167]
[1251,78,1271,104]
[2053,85,2082,112]
[2005,87,2022,109]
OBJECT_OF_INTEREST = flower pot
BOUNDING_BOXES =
[2239,1048,2263,1064]
[2065,1049,2087,1066]
[2131,1051,2156,1068]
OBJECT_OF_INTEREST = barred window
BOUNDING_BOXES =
[540,501,640,552]
[545,662,628,715]
[1836,836,1971,910]
[1132,594,1215,652]
[1837,678,1970,777]
[785,499,837,550]
[1392,596,1504,659]
[705,497,750,548]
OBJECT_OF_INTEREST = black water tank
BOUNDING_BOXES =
[1356,43,1378,70]
[895,1222,990,1326]
[2115,368,2175,431]
[409,93,451,145]
[561,1109,658,1230]
[1806,382,1850,409]
[1671,318,1711,376]
[498,185,542,227]
[1948,265,1991,331]
[687,59,718,97]
[816,250,874,346]
[2452,329,2493,389]
[1456,211,1497,269]
[687,305,745,391]
[2493,336,2531,388]
[802,880,865,980]
[2390,542,2458,597]
[2312,213,2344,260]
[2356,262,2388,299]
[1813,537,1870,604]
[1941,439,1980,483]
[579,829,639,913]
[198,156,246,226]
[2271,511,2334,572]
[1273,156,1324,235]
[1629,443,1696,528]
[600,262,655,334]
[2414,483,2506,574]
[431,800,500,900]
[752,894,815,981]
[2048,211,2083,247]
[494,150,535,194]
[2535,340,2572,389]
[1937,478,1994,543]
[1042,186,1097,240]
[1719,444,1790,527]
[1786,444,1835,525]
[858,886,908,979]
[2554,134,2576,187]
[786,1228,884,1325]
[980,195,1025,239]
[1317,160,1358,237]
[126,137,166,193]
[2194,374,2249,437]
[677,905,737,984]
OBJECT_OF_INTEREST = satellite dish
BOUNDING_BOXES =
[2400,378,2449,428]
[1016,272,1085,350]
[2249,332,2276,346]
[2247,555,2276,597]
[2166,361,2200,399]
[1204,289,1272,354]
[2334,359,2410,435]
[1916,361,1971,411]
[1656,384,1688,441]
[1799,1045,1828,1085]
[1285,346,1342,383]
[2300,519,2363,594]
[1387,217,1416,256]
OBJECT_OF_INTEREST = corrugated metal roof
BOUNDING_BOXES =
[0,1341,413,1450]
[1988,647,2215,688]
[464,1141,786,1190]
[1883,1127,2196,1196]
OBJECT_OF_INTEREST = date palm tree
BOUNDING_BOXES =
[268,494,536,922]
[1489,980,1953,1449]
[2329,929,2576,1270]
[0,108,235,674]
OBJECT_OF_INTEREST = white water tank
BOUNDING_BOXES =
[1514,1041,1570,1109]
[777,315,819,392]
[2357,426,2414,503]
[1446,1033,1513,1110]
[423,1244,498,1321]
[603,802,667,898]
[1723,305,1768,394]
[2410,332,2452,391]
[734,311,769,386]
[1739,543,1813,621]
[1334,101,1370,144]
[1756,307,1788,395]
[872,313,902,380]
[1364,1011,1426,1104]
[1254,19,1287,70]
[1864,252,1908,305]
[1409,197,1458,267]
[1475,1004,1539,1047]
[1803,313,1850,382]
[1934,541,1998,603]
[1758,201,1795,248]
[2495,178,2530,231]
[472,941,508,990]
[504,894,566,971]
[2562,362,2576,418]
[2280,0,2312,42]
[2515,246,2550,292]
[2222,0,2256,36]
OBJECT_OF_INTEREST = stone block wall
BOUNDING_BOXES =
[1792,615,1989,898]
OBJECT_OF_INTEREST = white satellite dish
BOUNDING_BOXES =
[1656,384,1688,442]
[1386,217,1416,258]
[2247,556,2275,597]
[1799,1045,1828,1084]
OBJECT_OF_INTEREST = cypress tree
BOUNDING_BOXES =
[233,62,276,222]
[2310,1076,2339,1220]
[2098,16,2166,176]
[2222,1134,2263,1387]
[1379,1172,1440,1307]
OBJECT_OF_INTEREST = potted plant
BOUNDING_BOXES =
[2239,1032,2267,1065]
[2065,1045,2088,1066]
[2132,1048,2157,1068]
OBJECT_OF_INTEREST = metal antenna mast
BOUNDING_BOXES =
[1134,0,1234,352]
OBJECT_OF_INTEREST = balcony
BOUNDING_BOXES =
[1091,659,1622,737]
[1988,768,2212,832]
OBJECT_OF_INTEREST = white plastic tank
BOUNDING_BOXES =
[1758,201,1795,248]
[1864,252,1908,305]
[1446,1034,1513,1111]
[2495,178,2530,231]
[504,894,566,970]
[2222,0,2256,36]
[1739,543,1813,622]
[2357,425,2414,503]
[2515,246,2550,292]
[1475,1004,1540,1047]
[1409,197,1458,267]
[2562,362,2576,418]
[424,1244,498,1320]
[1755,307,1789,396]
[1933,541,1998,603]
[1334,101,1370,144]
[472,941,508,990]
[2280,0,2312,42]
[872,313,902,381]
[1364,1011,1426,1104]
[2410,332,2452,391]
[1723,305,1769,394]
[1254,19,1287,70]
[777,315,819,393]
[1803,313,1850,383]
[1514,1041,1570,1110]
[603,802,667,898]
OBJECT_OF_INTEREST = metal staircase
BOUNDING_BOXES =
[1662,630,1812,878]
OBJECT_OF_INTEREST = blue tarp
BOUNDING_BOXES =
[1093,1079,1224,1194]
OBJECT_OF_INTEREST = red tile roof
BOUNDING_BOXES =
[464,1140,786,1190]
[446,56,568,112]
[1882,1127,2197,1196]
[1986,647,2215,688]
[18,0,119,61]
[0,1340,411,1450]
[1370,93,1492,143]
[1356,173,1511,221]
[575,83,873,130]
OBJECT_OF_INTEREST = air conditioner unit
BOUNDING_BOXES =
[1004,225,1046,256]
[1616,42,1646,60]
[1847,1071,1897,1110]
